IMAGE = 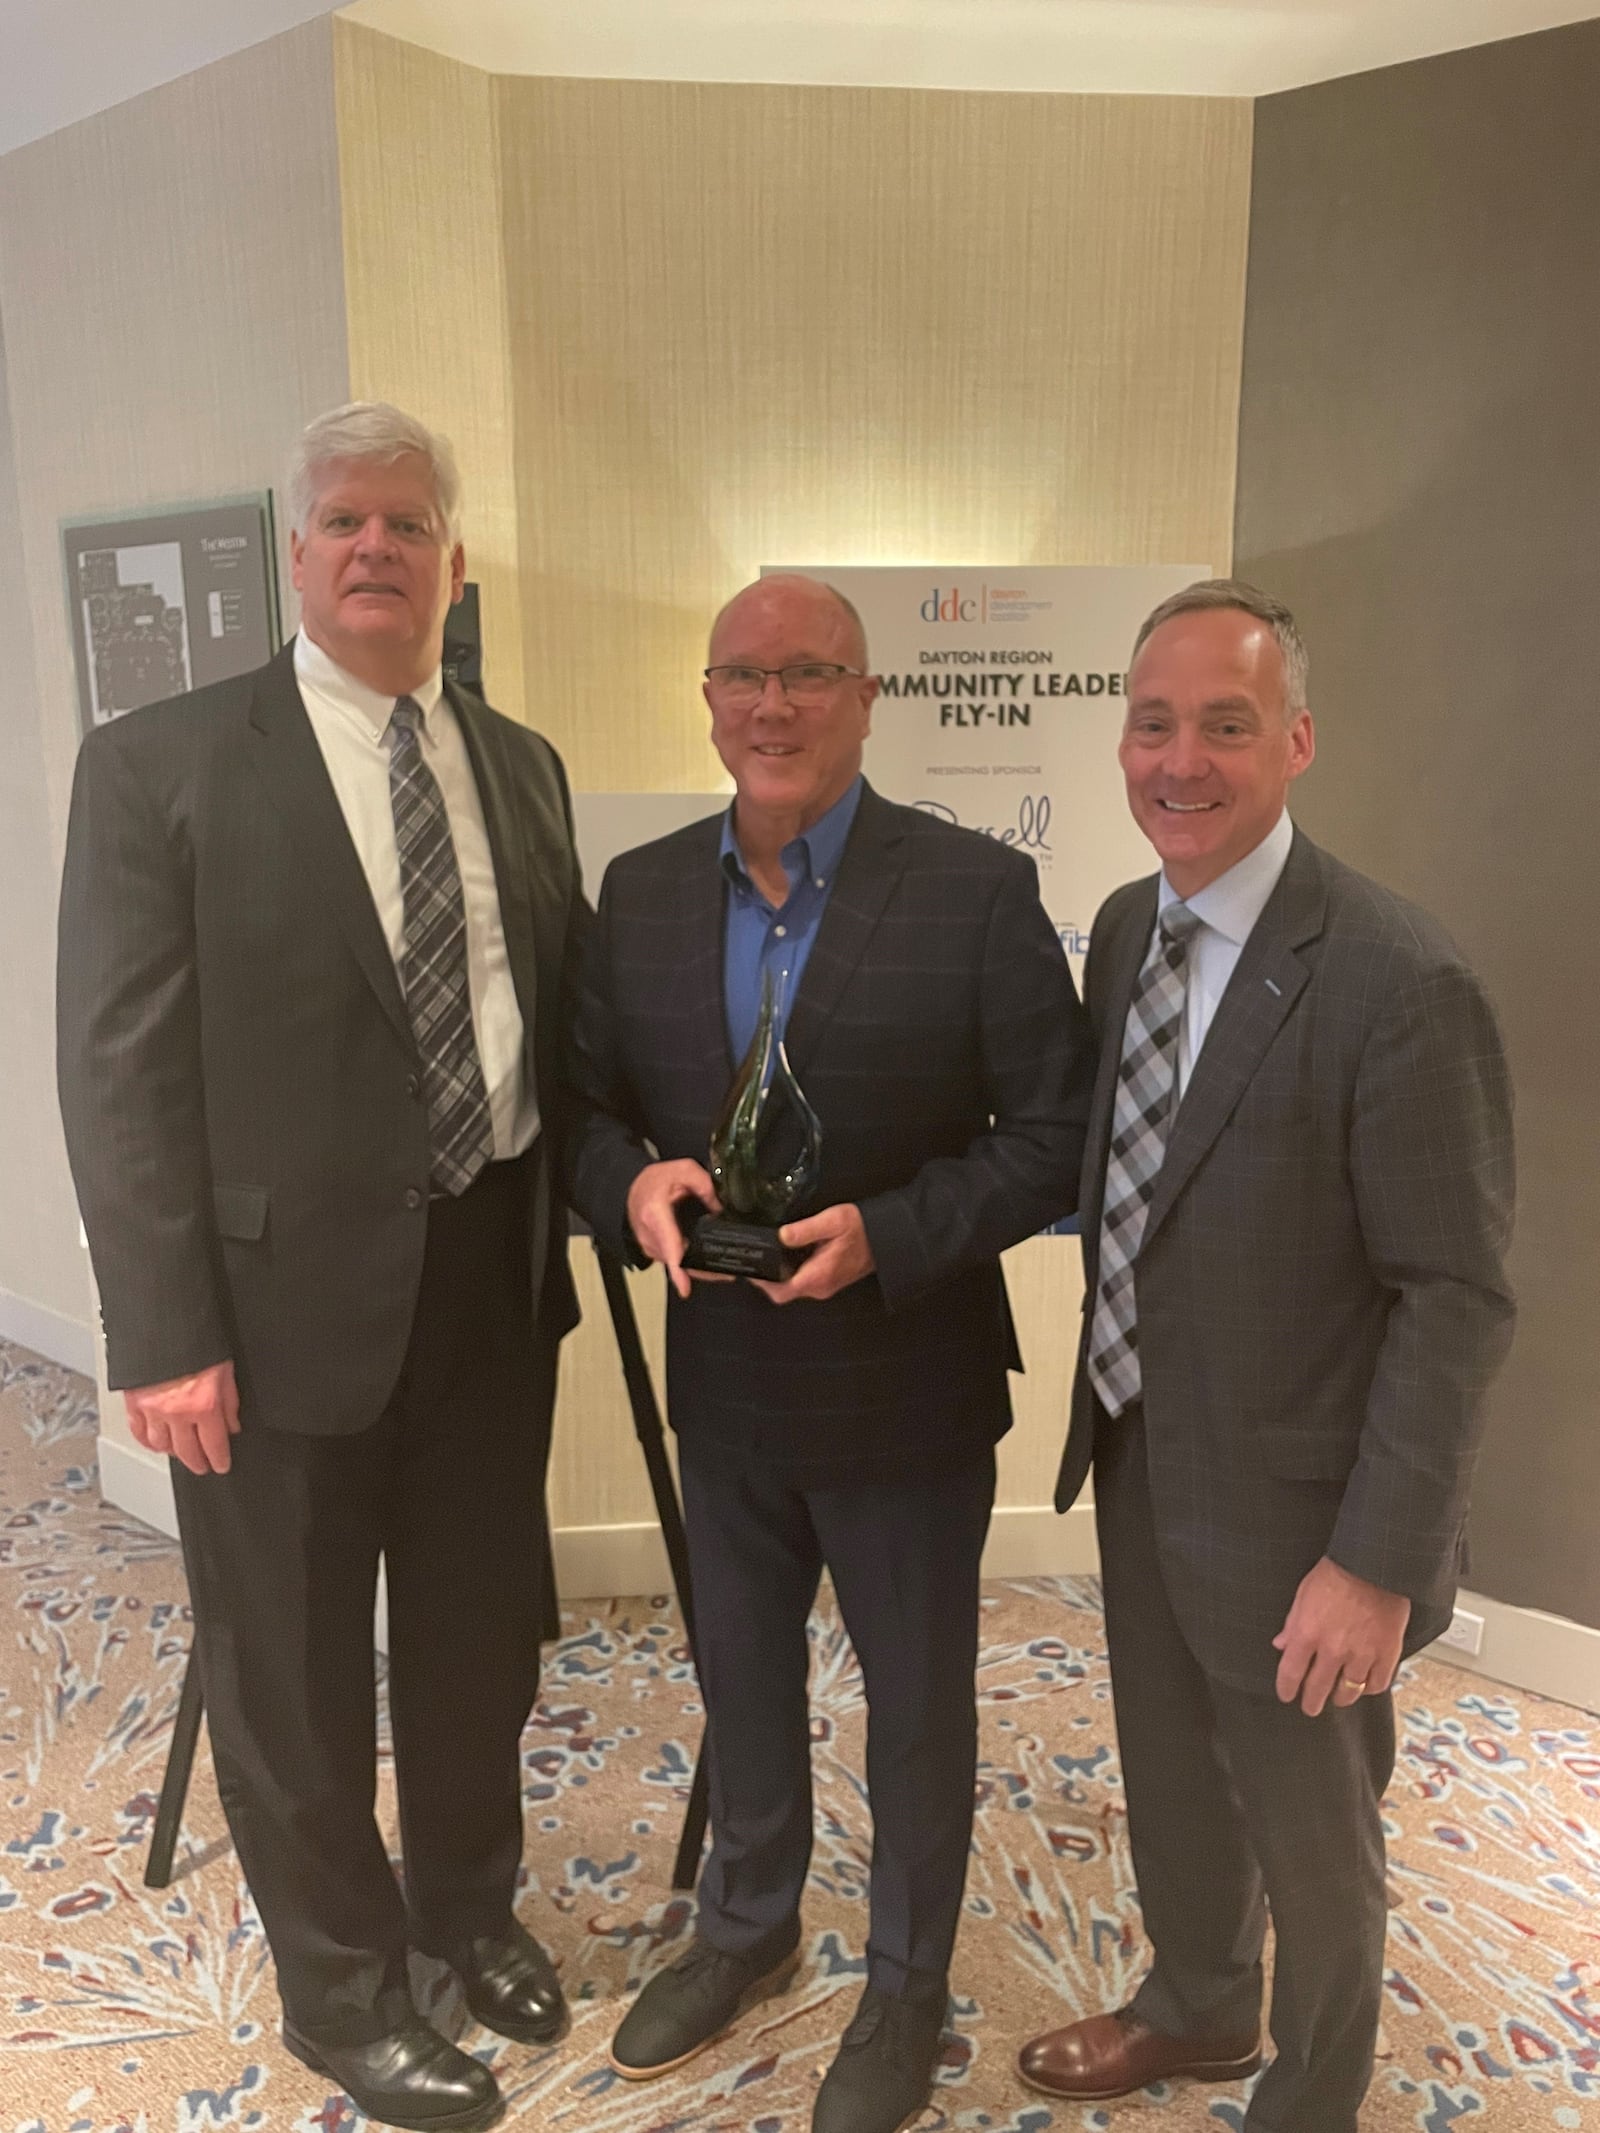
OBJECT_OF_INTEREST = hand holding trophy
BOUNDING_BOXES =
[680,968,823,1281]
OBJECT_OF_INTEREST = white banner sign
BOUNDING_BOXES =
[768,564,1207,970]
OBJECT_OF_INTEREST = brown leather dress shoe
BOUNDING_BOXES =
[1017,2007,1261,2101]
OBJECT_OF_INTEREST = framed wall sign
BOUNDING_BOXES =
[62,494,280,734]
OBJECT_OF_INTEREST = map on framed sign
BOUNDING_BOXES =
[63,495,279,734]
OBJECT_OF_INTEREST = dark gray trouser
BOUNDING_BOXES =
[173,1156,550,2047]
[677,1442,996,2004]
[1095,1404,1395,2133]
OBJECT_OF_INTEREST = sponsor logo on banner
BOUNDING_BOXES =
[918,582,1062,627]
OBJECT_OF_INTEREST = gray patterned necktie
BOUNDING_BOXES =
[1087,901,1203,1416]
[388,696,493,1196]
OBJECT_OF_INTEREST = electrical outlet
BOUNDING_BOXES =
[1436,1607,1485,1658]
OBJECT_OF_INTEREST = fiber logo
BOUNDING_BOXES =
[920,584,989,623]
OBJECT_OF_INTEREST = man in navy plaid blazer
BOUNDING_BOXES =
[567,574,1093,2133]
[1020,581,1516,2133]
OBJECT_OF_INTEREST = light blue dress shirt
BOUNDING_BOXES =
[1156,808,1295,1097]
[719,776,864,1063]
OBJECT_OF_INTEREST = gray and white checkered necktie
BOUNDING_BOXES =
[1087,901,1203,1416]
[388,696,493,1196]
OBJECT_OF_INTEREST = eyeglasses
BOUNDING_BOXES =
[704,662,865,710]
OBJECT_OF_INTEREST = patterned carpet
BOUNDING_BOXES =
[3,1337,1599,2133]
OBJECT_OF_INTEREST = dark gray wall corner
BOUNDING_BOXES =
[1234,17,1600,1629]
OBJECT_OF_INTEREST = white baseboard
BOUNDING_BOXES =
[87,1443,1598,1715]
[552,1519,673,1599]
[98,1432,179,1538]
[984,1501,1100,1579]
[550,1501,1101,1600]
[89,1455,1100,1598]
[0,1286,94,1375]
[1424,1586,1600,1715]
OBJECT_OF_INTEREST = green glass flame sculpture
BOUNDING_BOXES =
[681,967,824,1279]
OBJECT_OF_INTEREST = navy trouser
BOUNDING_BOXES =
[677,1442,996,2003]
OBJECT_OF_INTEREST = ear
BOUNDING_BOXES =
[858,673,880,738]
[449,542,466,604]
[1287,708,1316,780]
[289,528,305,592]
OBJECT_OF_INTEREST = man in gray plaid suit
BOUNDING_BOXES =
[1019,581,1515,2132]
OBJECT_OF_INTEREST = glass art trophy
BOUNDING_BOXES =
[680,968,823,1281]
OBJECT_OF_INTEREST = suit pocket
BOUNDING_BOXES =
[212,1182,269,1241]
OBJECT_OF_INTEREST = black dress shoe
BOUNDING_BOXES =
[609,1927,801,2079]
[811,1985,945,2133]
[282,2016,502,2132]
[438,1921,567,2045]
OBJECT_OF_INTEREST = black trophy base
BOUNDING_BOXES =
[680,1209,806,1281]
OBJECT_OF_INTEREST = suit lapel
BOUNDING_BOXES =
[683,822,735,1084]
[1141,832,1327,1248]
[245,645,412,1051]
[781,784,907,1080]
[1080,881,1158,1267]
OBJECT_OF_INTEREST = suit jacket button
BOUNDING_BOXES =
[406,1073,422,1099]
[404,1186,423,1210]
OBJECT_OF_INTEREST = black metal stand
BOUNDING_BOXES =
[591,1245,711,1891]
[144,1240,710,1892]
[143,1635,207,1888]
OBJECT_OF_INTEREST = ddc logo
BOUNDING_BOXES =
[920,584,987,623]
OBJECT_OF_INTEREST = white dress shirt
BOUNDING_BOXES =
[294,630,538,1158]
[1156,808,1295,1098]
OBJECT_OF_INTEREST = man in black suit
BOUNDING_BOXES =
[1019,581,1515,2132]
[568,573,1093,2133]
[57,403,584,2131]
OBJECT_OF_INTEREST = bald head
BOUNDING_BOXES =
[709,575,869,672]
[703,573,879,842]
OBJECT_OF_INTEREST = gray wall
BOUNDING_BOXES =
[0,17,349,1358]
[0,320,78,1359]
[1235,19,1600,1628]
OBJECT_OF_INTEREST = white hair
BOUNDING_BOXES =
[287,401,463,541]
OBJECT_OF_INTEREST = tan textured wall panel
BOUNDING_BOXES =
[498,77,1250,795]
[499,77,1247,1520]
[548,1235,1078,1529]
[1000,1235,1085,1510]
[548,1251,674,1533]
[335,21,527,724]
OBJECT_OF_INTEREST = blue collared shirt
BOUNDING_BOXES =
[720,777,864,1063]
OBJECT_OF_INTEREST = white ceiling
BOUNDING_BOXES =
[5,0,1598,155]
[1,1,340,157]
[341,0,1600,96]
